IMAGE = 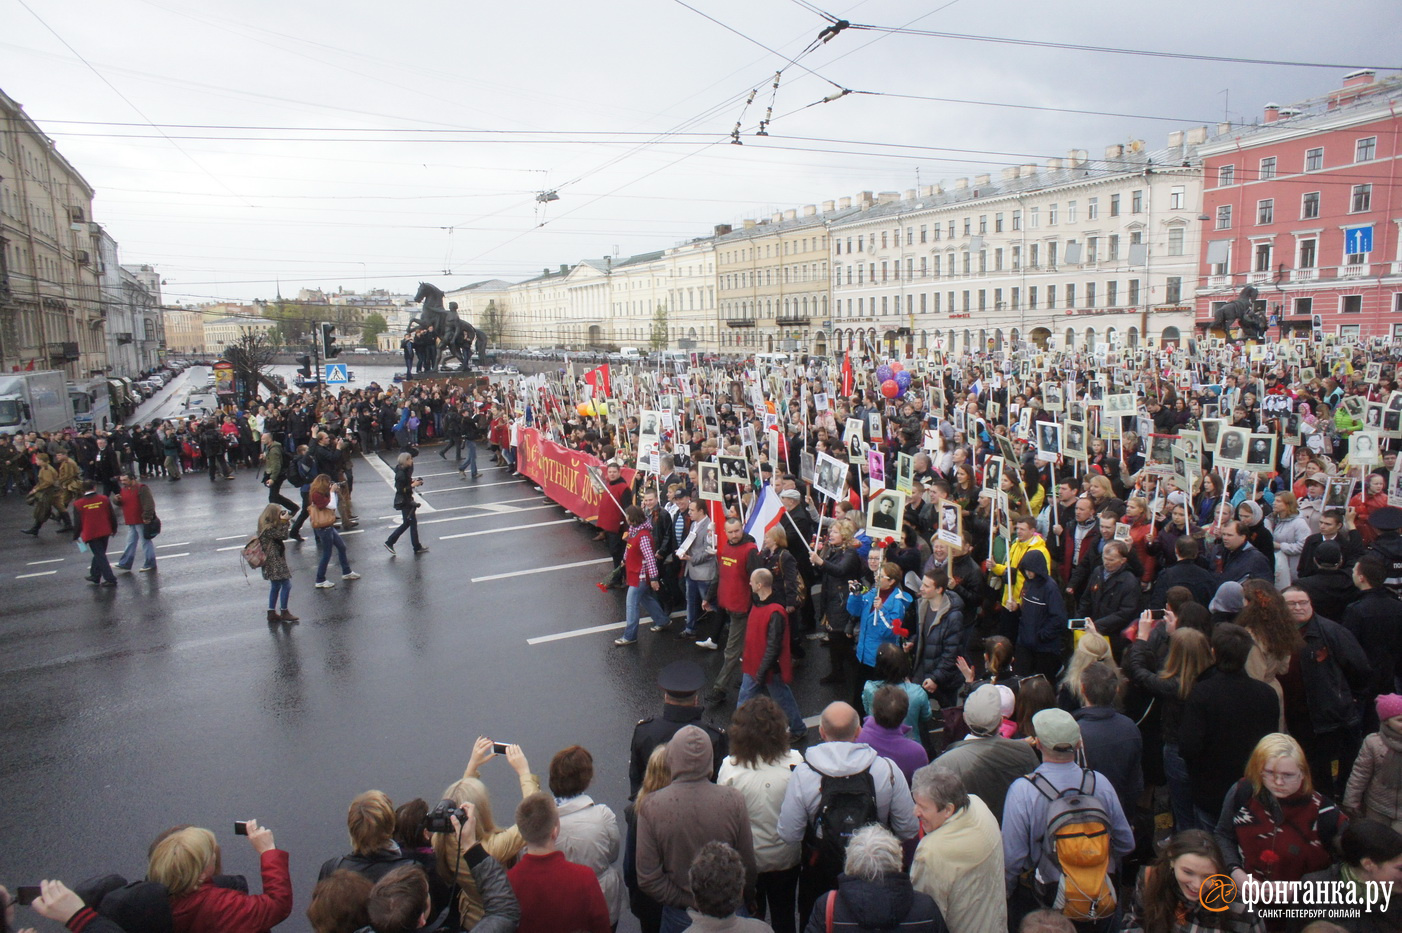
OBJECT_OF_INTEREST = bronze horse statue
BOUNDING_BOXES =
[410,282,487,370]
[1208,285,1268,342]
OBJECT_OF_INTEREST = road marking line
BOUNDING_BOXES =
[27,558,65,565]
[377,496,547,521]
[802,715,820,728]
[418,504,558,525]
[411,466,507,479]
[420,479,520,492]
[17,570,58,579]
[341,529,364,535]
[527,621,626,645]
[216,545,244,551]
[474,502,521,513]
[440,519,573,540]
[471,557,610,583]
[156,542,191,548]
[361,453,437,512]
[215,534,245,541]
[160,552,191,559]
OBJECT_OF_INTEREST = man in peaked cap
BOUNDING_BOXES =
[1365,506,1402,595]
[628,659,727,798]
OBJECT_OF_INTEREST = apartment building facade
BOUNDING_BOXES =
[1195,71,1402,340]
[0,88,107,377]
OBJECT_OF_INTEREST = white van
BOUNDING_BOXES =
[618,347,642,358]
[755,352,791,367]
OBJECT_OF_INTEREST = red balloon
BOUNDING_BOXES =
[880,379,900,398]
[889,361,904,372]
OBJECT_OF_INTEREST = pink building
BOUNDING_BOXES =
[1195,71,1402,340]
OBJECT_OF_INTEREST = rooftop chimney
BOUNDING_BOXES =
[822,200,835,212]
[1264,103,1281,123]
[1019,165,1037,178]
[1001,167,1019,182]
[1045,158,1063,171]
[955,178,969,190]
[878,191,899,205]
[802,204,817,216]
[902,189,916,201]
[919,185,934,197]
[974,173,991,186]
[743,219,757,229]
[1343,69,1376,88]
[560,264,569,274]
[838,197,851,209]
[1279,108,1302,119]
[1217,122,1231,135]
[1167,130,1184,147]
[714,223,732,237]
[1186,126,1208,145]
[1066,150,1088,168]
[771,211,783,223]
[782,209,797,221]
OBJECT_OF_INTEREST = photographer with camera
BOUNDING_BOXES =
[384,451,428,555]
[431,737,538,929]
[147,819,292,933]
[308,474,360,589]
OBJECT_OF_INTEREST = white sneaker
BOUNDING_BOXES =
[342,572,360,580]
[138,565,156,573]
[613,636,637,646]
[315,580,335,589]
[696,637,719,650]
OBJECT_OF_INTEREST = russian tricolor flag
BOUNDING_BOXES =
[743,483,785,546]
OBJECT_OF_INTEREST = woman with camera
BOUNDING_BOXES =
[308,474,359,589]
[384,451,428,555]
[256,503,297,623]
[148,820,292,933]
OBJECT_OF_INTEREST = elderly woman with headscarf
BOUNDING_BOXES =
[1235,500,1274,558]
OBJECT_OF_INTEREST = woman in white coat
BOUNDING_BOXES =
[1268,491,1313,586]
[550,745,625,927]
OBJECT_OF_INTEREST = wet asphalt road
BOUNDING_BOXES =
[0,369,833,931]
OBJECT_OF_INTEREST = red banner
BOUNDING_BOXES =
[517,427,634,522]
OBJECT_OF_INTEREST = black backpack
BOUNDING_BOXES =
[802,764,879,883]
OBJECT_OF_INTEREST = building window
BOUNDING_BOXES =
[1131,190,1143,213]
[1029,287,1038,310]
[962,252,971,275]
[1298,238,1317,269]
[1048,285,1058,308]
[1356,137,1377,162]
[1012,245,1021,269]
[920,225,927,244]
[962,291,971,312]
[1342,295,1363,314]
[1067,283,1077,307]
[1048,204,1058,225]
[881,261,888,282]
[963,218,971,236]
[1257,199,1274,225]
[869,263,876,281]
[1259,157,1276,180]
[1218,165,1236,186]
[994,213,1004,233]
[1294,297,1312,318]
[920,293,927,313]
[1086,282,1096,307]
[906,227,914,246]
[978,290,987,312]
[978,250,987,274]
[1067,201,1078,223]
[932,293,941,313]
[880,232,887,249]
[1108,235,1120,261]
[1012,210,1021,231]
[1087,197,1099,220]
[1351,184,1372,213]
[1254,242,1273,273]
[1166,277,1182,304]
[994,248,1004,271]
[1107,281,1118,306]
[978,215,987,234]
[1305,147,1324,172]
[1109,194,1120,217]
[1216,205,1233,230]
[881,296,888,314]
[1048,242,1059,268]
[1011,287,1019,309]
[1302,191,1320,219]
[1086,237,1098,263]
[1169,186,1185,209]
[1128,279,1140,305]
[1030,243,1039,267]
[1030,207,1040,228]
[947,220,955,238]
[1167,227,1184,256]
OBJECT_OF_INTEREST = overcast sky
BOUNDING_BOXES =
[5,0,1398,307]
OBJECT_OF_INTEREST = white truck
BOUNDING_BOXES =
[0,371,75,436]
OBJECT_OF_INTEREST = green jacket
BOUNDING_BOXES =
[1334,406,1362,437]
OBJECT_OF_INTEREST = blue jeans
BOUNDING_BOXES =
[116,523,155,569]
[624,582,669,641]
[268,578,291,610]
[456,440,478,476]
[1162,743,1198,832]
[314,526,351,582]
[739,673,806,734]
[684,576,709,633]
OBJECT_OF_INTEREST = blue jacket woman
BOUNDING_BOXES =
[847,561,915,668]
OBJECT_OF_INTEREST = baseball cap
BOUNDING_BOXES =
[963,684,1003,736]
[1306,472,1329,487]
[780,489,802,501]
[1032,708,1081,751]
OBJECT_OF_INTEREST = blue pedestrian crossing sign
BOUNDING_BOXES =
[1345,226,1373,255]
[324,362,349,384]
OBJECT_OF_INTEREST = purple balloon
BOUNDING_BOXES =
[895,370,913,389]
[875,365,894,383]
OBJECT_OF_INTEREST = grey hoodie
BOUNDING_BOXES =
[776,740,921,846]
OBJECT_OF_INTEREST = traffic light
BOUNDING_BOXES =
[321,322,341,359]
[296,354,312,378]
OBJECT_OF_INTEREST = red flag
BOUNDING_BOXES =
[583,364,611,398]
[841,351,853,397]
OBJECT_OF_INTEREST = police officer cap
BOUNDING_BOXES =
[658,660,705,696]
[1371,507,1402,532]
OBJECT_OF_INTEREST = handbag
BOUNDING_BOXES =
[143,516,162,539]
[242,536,267,568]
[310,505,336,529]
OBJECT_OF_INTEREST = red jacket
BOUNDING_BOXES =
[507,851,610,933]
[114,484,153,526]
[743,599,793,684]
[624,522,659,587]
[72,493,116,542]
[712,539,759,613]
[170,849,293,933]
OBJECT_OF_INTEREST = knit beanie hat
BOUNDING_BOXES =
[1377,694,1402,722]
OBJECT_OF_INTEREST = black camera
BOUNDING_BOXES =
[424,798,467,834]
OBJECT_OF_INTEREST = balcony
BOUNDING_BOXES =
[775,314,811,326]
[1248,270,1272,285]
[1208,274,1232,288]
[1293,267,1318,282]
[724,318,756,328]
[1338,263,1370,278]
